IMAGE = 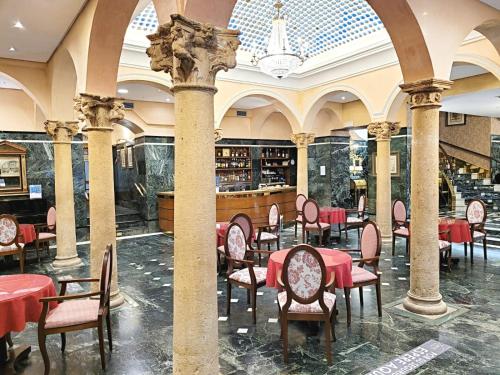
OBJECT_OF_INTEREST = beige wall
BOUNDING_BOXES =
[0,88,46,132]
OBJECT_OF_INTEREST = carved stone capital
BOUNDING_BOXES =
[146,14,240,90]
[367,121,401,141]
[400,78,453,109]
[74,93,124,132]
[291,133,315,148]
[45,120,79,144]
[214,128,223,142]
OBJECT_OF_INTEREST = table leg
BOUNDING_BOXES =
[0,335,31,372]
[0,335,7,364]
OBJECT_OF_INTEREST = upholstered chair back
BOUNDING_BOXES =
[358,195,366,213]
[361,221,381,264]
[99,244,113,308]
[231,213,254,245]
[0,215,19,246]
[295,194,307,212]
[302,199,320,224]
[47,207,56,230]
[467,199,486,224]
[392,200,407,223]
[269,203,280,227]
[225,223,247,261]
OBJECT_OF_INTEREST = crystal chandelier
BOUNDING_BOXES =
[250,0,307,79]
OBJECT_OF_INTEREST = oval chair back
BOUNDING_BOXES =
[295,194,307,215]
[99,244,113,309]
[224,222,248,262]
[230,213,254,246]
[0,214,20,247]
[360,221,382,266]
[302,199,320,226]
[269,203,280,233]
[392,199,407,226]
[282,244,328,310]
[47,207,56,231]
[358,195,366,215]
[466,199,486,225]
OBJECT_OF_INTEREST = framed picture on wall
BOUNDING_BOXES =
[446,112,466,126]
[120,148,126,168]
[371,152,400,177]
[127,146,133,168]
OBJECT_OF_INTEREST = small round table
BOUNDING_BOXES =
[319,207,347,225]
[438,218,472,243]
[0,274,57,370]
[266,248,353,289]
[18,224,36,245]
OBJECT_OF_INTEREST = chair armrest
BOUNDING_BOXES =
[325,271,336,288]
[40,291,102,303]
[225,256,254,266]
[277,270,284,288]
[344,208,359,213]
[249,249,274,255]
[352,256,379,263]
[338,248,361,253]
[59,278,100,285]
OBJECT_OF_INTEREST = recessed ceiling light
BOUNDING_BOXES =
[341,96,346,100]
[165,98,170,102]
[117,88,128,94]
[422,11,428,16]
[9,46,16,52]
[13,20,24,29]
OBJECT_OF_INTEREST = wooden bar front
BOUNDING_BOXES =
[158,187,297,233]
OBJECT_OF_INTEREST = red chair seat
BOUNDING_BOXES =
[278,291,336,313]
[0,243,24,252]
[393,227,409,236]
[38,232,56,240]
[45,299,100,329]
[351,267,378,284]
[228,267,267,284]
[305,222,330,230]
[439,240,450,249]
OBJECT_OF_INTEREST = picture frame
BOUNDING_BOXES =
[120,148,126,168]
[127,146,133,168]
[446,112,466,126]
[222,148,230,157]
[371,152,400,177]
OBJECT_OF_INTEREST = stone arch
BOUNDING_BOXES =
[303,85,375,133]
[256,111,294,140]
[381,82,407,122]
[454,52,500,81]
[474,19,500,57]
[50,47,78,119]
[216,89,301,133]
[117,118,144,135]
[116,76,173,94]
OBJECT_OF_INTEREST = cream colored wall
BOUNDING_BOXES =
[0,89,46,132]
[259,112,293,140]
[444,73,499,97]
[112,124,136,145]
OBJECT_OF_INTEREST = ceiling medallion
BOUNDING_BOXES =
[250,0,308,79]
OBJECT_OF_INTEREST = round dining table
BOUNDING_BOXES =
[0,274,57,369]
[319,207,347,225]
[266,247,353,289]
[438,218,472,243]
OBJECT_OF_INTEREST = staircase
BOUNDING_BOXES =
[85,205,148,238]
[439,147,500,249]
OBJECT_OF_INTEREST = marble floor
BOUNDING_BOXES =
[2,226,500,374]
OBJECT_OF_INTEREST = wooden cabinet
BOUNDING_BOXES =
[260,147,292,186]
[0,141,28,196]
[215,146,252,190]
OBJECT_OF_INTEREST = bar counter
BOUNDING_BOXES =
[158,186,297,233]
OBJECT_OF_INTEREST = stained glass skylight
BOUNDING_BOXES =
[128,0,384,58]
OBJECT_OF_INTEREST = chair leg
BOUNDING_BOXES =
[324,318,332,366]
[392,235,396,256]
[277,237,280,250]
[6,332,13,347]
[247,289,250,304]
[302,229,306,244]
[447,249,452,272]
[405,238,409,255]
[61,333,66,353]
[344,288,351,326]
[357,227,360,240]
[97,322,106,370]
[226,282,232,316]
[470,242,474,264]
[345,225,348,240]
[35,240,41,263]
[294,221,297,238]
[106,312,113,352]
[319,230,323,246]
[376,282,382,318]
[330,305,336,342]
[38,333,50,375]
[483,238,487,260]
[19,251,25,273]
[359,287,364,306]
[464,242,467,257]
[282,315,288,364]
[252,287,257,324]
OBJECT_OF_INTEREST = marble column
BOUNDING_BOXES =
[367,121,401,241]
[146,15,239,374]
[74,94,125,308]
[291,133,315,197]
[44,120,83,268]
[400,79,452,315]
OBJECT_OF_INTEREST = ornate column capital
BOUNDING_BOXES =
[44,120,79,144]
[74,93,124,132]
[367,121,401,141]
[291,133,315,148]
[146,14,240,91]
[214,128,223,142]
[400,78,453,109]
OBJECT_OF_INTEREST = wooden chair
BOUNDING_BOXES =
[294,194,307,238]
[35,206,57,262]
[342,221,382,326]
[257,203,281,251]
[302,199,331,246]
[392,199,410,256]
[217,213,254,272]
[0,214,25,273]
[465,199,487,264]
[439,229,452,271]
[344,194,367,239]
[278,244,336,365]
[38,244,114,374]
[225,222,271,324]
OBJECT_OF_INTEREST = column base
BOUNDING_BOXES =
[52,255,83,269]
[381,233,392,242]
[403,291,447,315]
[110,289,125,309]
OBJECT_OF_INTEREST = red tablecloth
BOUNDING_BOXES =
[438,218,472,243]
[216,222,230,247]
[266,248,353,289]
[18,224,36,244]
[0,274,57,337]
[319,207,347,224]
